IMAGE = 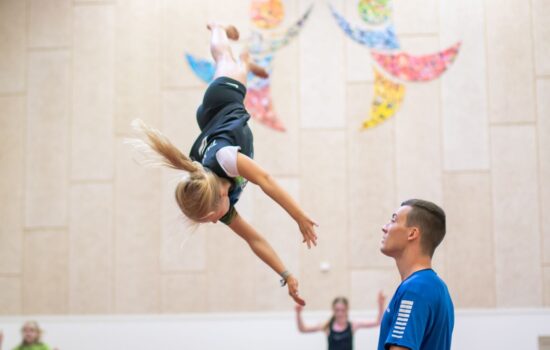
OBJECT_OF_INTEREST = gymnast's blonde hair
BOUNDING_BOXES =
[125,119,222,222]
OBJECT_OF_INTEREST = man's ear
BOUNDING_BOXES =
[407,227,420,242]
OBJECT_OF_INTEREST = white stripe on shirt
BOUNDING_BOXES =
[392,300,414,339]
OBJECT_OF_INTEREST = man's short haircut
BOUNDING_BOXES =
[401,199,446,257]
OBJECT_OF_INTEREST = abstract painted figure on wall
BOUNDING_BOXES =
[126,23,318,306]
[186,1,315,131]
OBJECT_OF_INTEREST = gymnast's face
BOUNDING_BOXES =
[333,302,348,322]
[380,206,412,257]
[200,181,231,224]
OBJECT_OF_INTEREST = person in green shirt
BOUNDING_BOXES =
[0,321,56,350]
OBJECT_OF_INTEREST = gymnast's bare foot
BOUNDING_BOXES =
[249,62,269,79]
[240,50,269,79]
[207,22,240,41]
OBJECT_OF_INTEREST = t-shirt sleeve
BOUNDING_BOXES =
[201,139,234,178]
[384,290,431,350]
[215,146,241,177]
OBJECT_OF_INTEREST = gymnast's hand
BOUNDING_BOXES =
[287,275,306,306]
[297,215,318,249]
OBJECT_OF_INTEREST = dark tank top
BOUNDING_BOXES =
[328,319,353,350]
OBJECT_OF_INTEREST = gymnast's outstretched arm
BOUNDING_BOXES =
[228,212,305,306]
[235,153,318,249]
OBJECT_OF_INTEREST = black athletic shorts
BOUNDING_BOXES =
[196,76,247,131]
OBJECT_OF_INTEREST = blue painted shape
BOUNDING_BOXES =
[329,5,400,51]
[185,53,215,83]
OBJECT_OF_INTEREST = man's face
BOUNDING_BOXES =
[380,205,413,257]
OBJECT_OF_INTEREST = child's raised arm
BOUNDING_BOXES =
[295,305,326,333]
[352,291,387,332]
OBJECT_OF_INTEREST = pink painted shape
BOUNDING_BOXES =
[372,42,461,82]
[245,85,286,132]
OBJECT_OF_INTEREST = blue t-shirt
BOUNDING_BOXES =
[378,269,454,350]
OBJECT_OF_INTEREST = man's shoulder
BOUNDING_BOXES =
[399,270,450,300]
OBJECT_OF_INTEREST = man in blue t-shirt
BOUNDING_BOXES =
[378,199,454,350]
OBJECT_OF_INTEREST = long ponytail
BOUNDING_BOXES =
[126,119,199,172]
[126,119,222,222]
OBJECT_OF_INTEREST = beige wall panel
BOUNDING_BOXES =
[161,89,202,150]
[486,0,535,123]
[491,126,542,306]
[533,0,550,75]
[25,51,70,227]
[432,239,447,280]
[395,38,442,204]
[251,178,301,310]
[0,97,24,274]
[161,273,208,313]
[299,131,349,309]
[350,269,401,310]
[72,5,114,180]
[23,230,68,314]
[538,79,550,264]
[162,0,210,88]
[115,0,161,134]
[0,277,21,315]
[344,44,375,84]
[205,224,258,312]
[441,0,489,171]
[74,0,114,3]
[545,267,550,307]
[159,89,205,272]
[114,141,160,313]
[206,0,249,29]
[393,0,438,34]
[29,0,71,48]
[0,0,25,93]
[299,2,346,129]
[347,83,395,269]
[69,184,113,313]
[443,172,496,308]
[252,37,300,176]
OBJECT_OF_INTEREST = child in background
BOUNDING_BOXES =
[0,321,58,350]
[295,292,386,350]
